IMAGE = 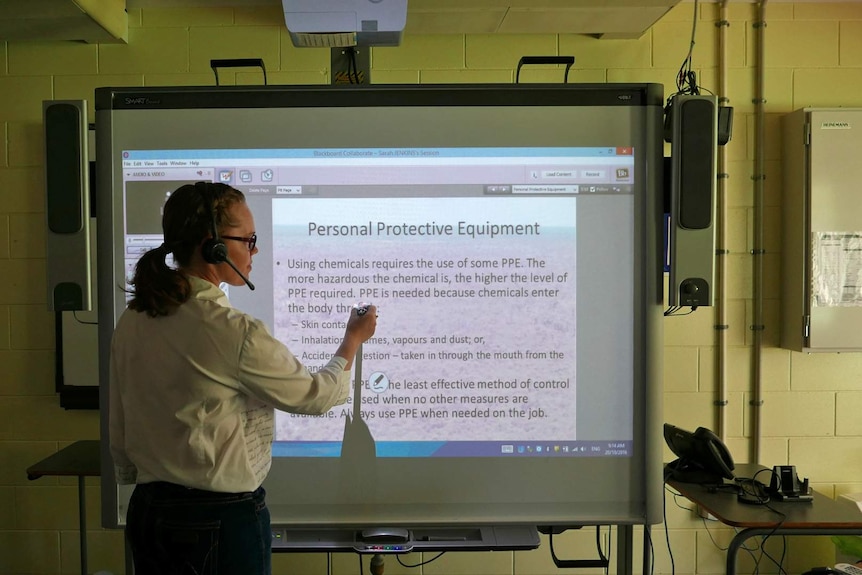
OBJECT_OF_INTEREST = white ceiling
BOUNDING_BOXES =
[0,0,684,43]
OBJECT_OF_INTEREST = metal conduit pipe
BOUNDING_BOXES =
[751,0,768,463]
[716,0,730,441]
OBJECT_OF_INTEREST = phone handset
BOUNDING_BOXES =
[693,427,735,479]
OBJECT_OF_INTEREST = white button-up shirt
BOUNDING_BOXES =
[109,276,350,493]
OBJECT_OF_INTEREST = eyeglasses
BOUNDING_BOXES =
[221,233,257,251]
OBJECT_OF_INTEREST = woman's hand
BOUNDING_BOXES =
[335,304,378,368]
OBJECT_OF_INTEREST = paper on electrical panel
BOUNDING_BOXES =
[811,231,862,306]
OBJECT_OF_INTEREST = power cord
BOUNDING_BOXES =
[345,47,361,84]
[675,0,700,97]
[395,551,445,568]
[546,527,609,569]
[662,481,676,575]
[663,0,716,126]
[664,305,698,316]
[644,524,655,575]
[72,311,98,325]
[665,476,788,575]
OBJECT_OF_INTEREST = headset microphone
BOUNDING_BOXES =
[223,257,256,291]
[198,182,255,290]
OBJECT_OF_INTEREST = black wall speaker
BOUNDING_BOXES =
[667,95,717,307]
[43,100,92,311]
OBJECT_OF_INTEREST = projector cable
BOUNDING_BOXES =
[544,527,609,569]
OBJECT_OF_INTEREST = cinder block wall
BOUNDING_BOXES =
[1,3,862,573]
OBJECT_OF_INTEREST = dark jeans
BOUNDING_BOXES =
[126,482,271,575]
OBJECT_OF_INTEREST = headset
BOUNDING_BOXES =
[198,182,229,265]
[195,181,255,290]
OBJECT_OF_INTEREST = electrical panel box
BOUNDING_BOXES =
[782,108,862,352]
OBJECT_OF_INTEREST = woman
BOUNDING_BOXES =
[109,181,377,574]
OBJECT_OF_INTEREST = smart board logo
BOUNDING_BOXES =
[822,121,851,129]
[124,97,161,106]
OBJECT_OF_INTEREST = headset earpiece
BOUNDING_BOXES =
[197,182,228,264]
[201,237,228,264]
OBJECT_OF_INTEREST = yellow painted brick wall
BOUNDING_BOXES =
[2,2,862,573]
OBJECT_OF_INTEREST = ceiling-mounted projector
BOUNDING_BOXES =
[282,0,407,48]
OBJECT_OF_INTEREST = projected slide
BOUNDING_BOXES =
[118,145,636,460]
[272,196,577,454]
